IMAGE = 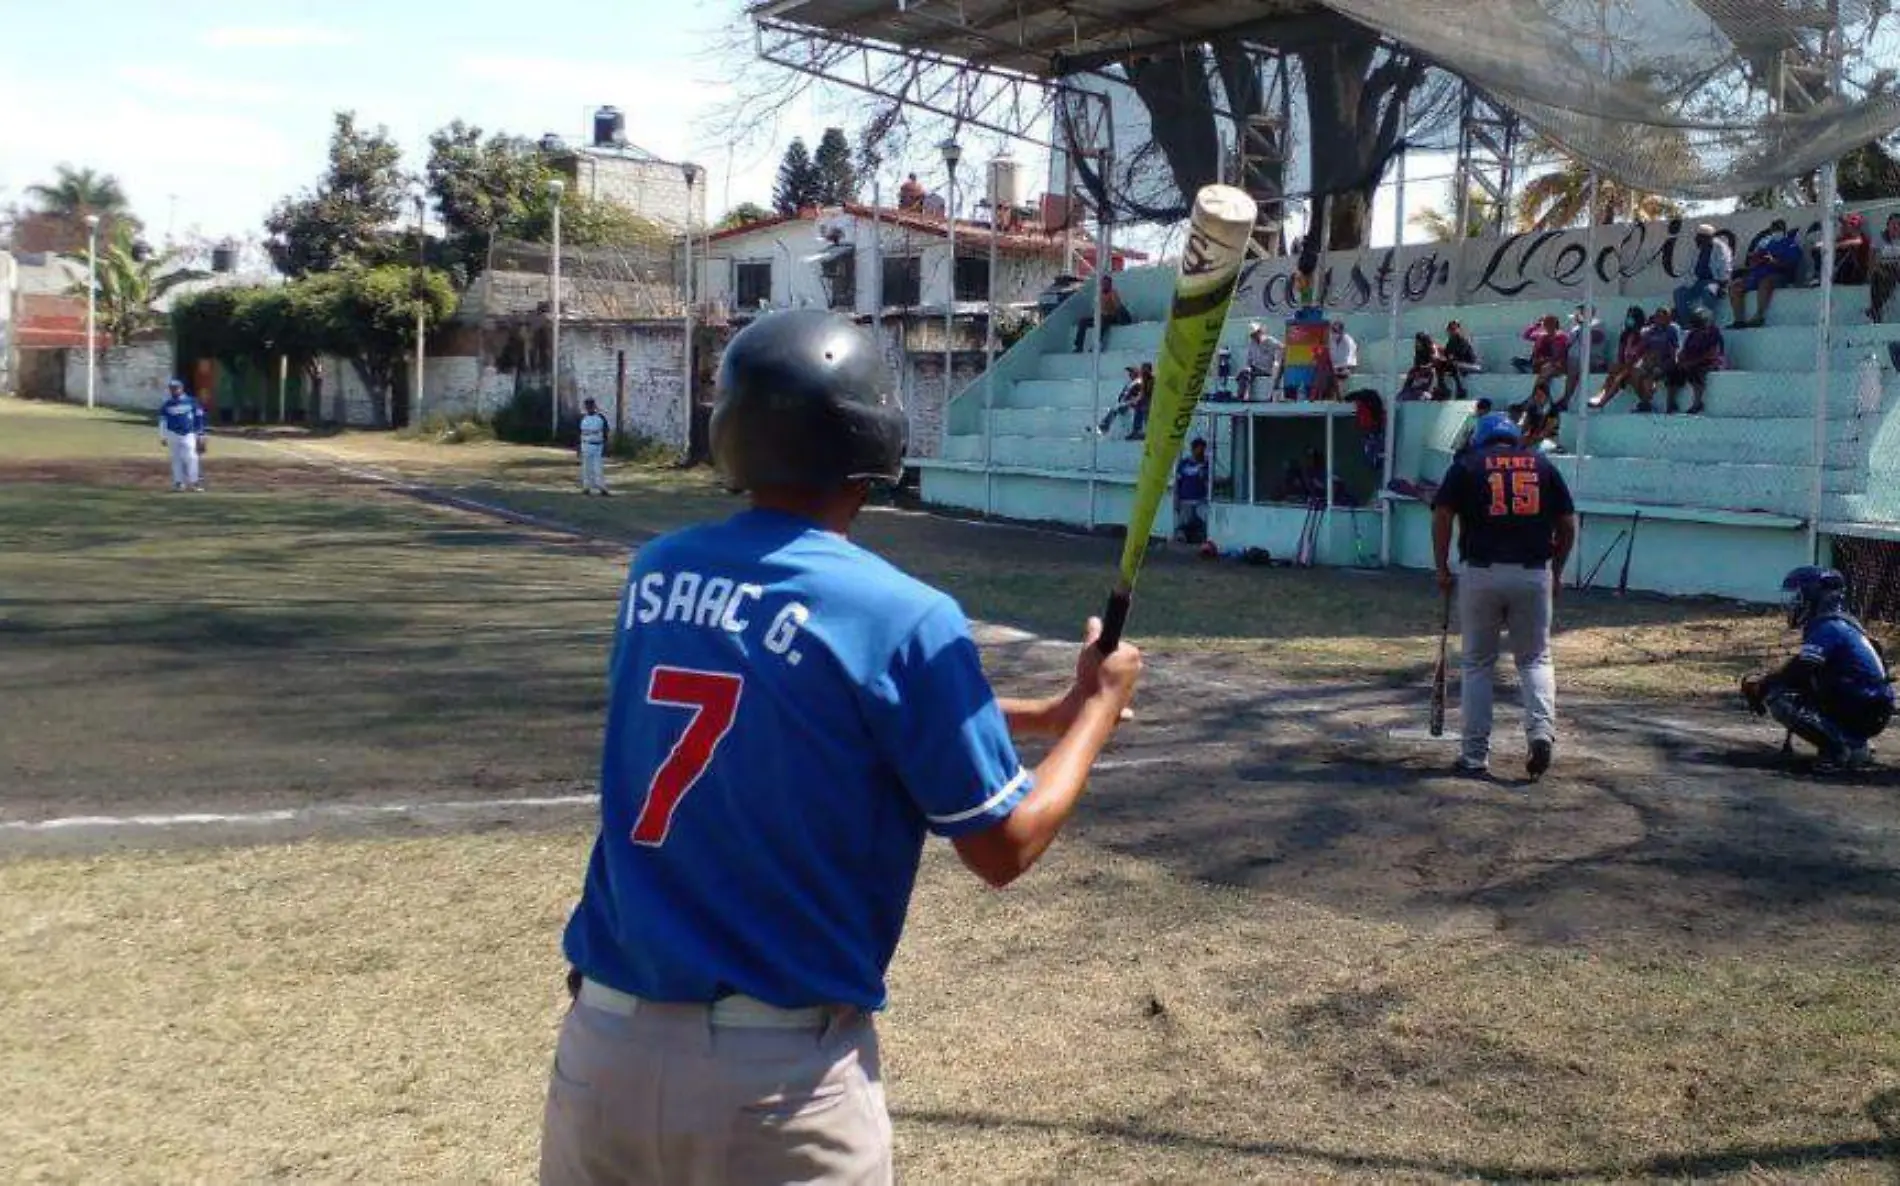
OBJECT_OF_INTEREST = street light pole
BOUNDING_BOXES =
[939,138,962,418]
[84,213,99,409]
[413,192,427,429]
[548,176,566,442]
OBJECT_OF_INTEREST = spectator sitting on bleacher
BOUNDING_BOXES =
[1527,314,1570,396]
[1511,383,1561,452]
[1511,315,1549,374]
[1674,223,1734,325]
[1730,218,1804,328]
[1816,212,1874,287]
[1238,322,1284,400]
[1397,333,1438,401]
[1437,320,1481,398]
[1097,365,1145,436]
[1630,306,1683,414]
[1869,213,1900,323]
[1558,304,1606,409]
[1073,275,1133,352]
[1664,307,1725,416]
[1587,306,1651,411]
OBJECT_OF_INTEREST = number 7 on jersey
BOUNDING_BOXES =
[633,667,743,846]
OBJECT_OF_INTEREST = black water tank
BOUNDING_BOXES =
[211,242,237,273]
[593,106,625,148]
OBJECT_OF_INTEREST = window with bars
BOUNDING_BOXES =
[735,261,772,309]
[881,256,921,307]
[954,255,990,303]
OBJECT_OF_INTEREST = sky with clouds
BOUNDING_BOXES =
[0,0,1470,261]
[0,0,834,250]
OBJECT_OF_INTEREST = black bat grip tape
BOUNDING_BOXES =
[1097,590,1132,654]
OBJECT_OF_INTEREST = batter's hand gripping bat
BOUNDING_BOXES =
[1096,185,1259,653]
[1429,586,1452,737]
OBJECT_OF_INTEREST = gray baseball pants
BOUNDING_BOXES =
[540,981,890,1186]
[1459,562,1557,766]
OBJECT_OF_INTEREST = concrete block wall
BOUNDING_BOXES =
[61,340,173,411]
[558,322,688,451]
[574,152,708,233]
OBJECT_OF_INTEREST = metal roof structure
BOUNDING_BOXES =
[750,0,1350,78]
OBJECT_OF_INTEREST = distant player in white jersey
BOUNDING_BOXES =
[578,398,611,496]
[157,379,207,492]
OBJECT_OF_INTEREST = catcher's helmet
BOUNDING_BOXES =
[1781,565,1848,627]
[1470,411,1521,450]
[712,309,906,491]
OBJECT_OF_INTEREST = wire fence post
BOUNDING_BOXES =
[1810,8,1843,563]
[1380,114,1408,567]
[1570,170,1599,589]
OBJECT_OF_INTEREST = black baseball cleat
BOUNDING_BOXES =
[1526,738,1553,781]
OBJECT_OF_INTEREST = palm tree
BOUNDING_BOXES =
[64,223,206,340]
[1516,167,1682,231]
[26,165,131,221]
[1410,187,1500,243]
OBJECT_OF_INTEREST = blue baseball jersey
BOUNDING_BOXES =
[1175,456,1209,502]
[578,412,608,447]
[1798,616,1894,708]
[562,508,1031,1010]
[159,395,205,437]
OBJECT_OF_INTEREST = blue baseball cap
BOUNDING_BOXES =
[1471,412,1521,449]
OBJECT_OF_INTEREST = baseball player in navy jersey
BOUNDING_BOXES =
[577,398,611,496]
[1432,412,1577,780]
[157,379,207,492]
[539,308,1143,1185]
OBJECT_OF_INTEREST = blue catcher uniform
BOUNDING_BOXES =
[562,509,1029,1011]
[1752,566,1895,767]
[157,381,207,490]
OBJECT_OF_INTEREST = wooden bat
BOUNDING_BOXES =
[1097,184,1258,652]
[1429,586,1452,737]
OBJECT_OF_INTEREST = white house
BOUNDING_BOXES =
[692,204,1140,461]
[696,204,1135,321]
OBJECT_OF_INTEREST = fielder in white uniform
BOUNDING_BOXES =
[157,379,207,492]
[577,398,611,496]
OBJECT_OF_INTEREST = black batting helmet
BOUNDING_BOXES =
[711,309,907,491]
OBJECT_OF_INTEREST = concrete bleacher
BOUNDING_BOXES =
[918,213,1900,601]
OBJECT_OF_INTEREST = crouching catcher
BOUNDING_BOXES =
[1742,566,1895,772]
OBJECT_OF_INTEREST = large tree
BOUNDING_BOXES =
[265,111,409,277]
[425,121,555,282]
[812,127,858,205]
[772,138,821,214]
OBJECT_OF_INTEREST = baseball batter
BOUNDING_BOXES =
[539,309,1143,1185]
[578,398,611,496]
[157,379,207,492]
[1432,412,1577,780]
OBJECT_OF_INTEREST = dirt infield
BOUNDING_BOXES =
[4,400,1900,1182]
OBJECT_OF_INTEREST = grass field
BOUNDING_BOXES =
[4,398,1900,1183]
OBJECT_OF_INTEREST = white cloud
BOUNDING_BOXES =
[114,66,285,106]
[201,25,355,49]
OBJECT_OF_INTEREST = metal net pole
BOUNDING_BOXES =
[1380,112,1407,567]
[1810,8,1844,562]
